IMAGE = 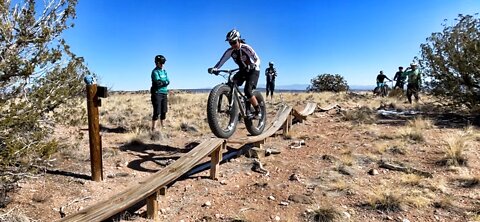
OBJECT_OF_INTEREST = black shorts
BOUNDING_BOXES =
[233,69,259,98]
[151,93,168,120]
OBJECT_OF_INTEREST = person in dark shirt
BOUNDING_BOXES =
[265,61,277,100]
[393,66,406,90]
[376,70,392,88]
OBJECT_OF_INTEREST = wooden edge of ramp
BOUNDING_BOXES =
[59,138,224,222]
[227,105,293,145]
[291,102,317,122]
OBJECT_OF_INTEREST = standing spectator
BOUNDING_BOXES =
[393,66,405,90]
[150,55,170,131]
[404,62,422,104]
[265,61,277,100]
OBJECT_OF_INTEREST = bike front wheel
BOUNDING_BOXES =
[207,84,239,138]
[245,90,267,136]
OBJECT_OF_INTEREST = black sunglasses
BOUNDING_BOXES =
[229,40,237,45]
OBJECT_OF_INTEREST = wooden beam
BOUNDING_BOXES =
[86,84,103,181]
[210,142,225,180]
[60,138,224,222]
[146,190,159,220]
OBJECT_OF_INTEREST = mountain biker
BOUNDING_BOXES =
[393,66,405,90]
[376,70,392,89]
[150,55,170,131]
[404,62,422,104]
[208,29,262,119]
[265,61,277,100]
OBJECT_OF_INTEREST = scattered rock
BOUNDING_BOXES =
[337,165,355,176]
[368,169,379,175]
[246,147,265,159]
[180,123,199,133]
[288,194,314,204]
[279,201,289,206]
[289,173,301,181]
[202,201,211,207]
[268,196,275,200]
[265,148,281,156]
[321,154,338,163]
[252,159,269,175]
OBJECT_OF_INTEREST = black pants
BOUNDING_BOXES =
[266,81,275,97]
[151,93,168,120]
[395,80,405,90]
[407,83,419,104]
[232,69,259,98]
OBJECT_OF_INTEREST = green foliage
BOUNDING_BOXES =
[307,73,349,92]
[420,14,480,108]
[0,0,89,166]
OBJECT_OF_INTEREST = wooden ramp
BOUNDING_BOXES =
[59,103,317,222]
[60,138,224,222]
[227,105,293,145]
[292,102,317,123]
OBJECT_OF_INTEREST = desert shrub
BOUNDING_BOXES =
[307,73,349,92]
[305,207,342,222]
[437,129,475,166]
[368,190,405,212]
[420,14,480,108]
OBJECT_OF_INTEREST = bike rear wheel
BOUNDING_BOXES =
[245,90,267,136]
[207,84,239,138]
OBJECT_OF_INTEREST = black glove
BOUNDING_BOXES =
[208,67,219,75]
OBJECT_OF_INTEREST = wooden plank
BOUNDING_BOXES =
[60,138,224,222]
[227,105,292,145]
[299,102,317,116]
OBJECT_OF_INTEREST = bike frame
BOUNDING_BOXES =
[217,69,249,118]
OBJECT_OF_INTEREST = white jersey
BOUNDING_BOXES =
[213,43,260,71]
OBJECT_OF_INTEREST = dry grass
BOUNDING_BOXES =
[0,208,36,222]
[305,206,343,222]
[437,128,477,166]
[341,106,376,124]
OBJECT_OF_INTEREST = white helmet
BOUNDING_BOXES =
[269,62,274,66]
[410,62,417,66]
[225,29,241,42]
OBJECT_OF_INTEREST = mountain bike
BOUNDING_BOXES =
[207,68,267,138]
[374,81,392,97]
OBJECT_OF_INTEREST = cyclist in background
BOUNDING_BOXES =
[376,70,392,89]
[208,29,262,119]
[393,66,405,90]
[265,61,277,100]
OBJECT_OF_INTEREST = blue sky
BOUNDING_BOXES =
[63,0,480,90]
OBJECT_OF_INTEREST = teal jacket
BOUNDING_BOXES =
[151,67,169,94]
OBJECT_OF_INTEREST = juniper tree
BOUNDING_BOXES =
[420,14,480,108]
[0,0,89,166]
[307,73,349,92]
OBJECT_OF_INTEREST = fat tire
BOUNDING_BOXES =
[245,90,267,136]
[207,84,239,138]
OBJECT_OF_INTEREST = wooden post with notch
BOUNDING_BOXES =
[283,111,292,136]
[146,190,160,220]
[86,84,103,181]
[210,142,226,180]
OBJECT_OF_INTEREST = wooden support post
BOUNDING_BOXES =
[146,190,159,221]
[254,139,265,149]
[86,84,103,181]
[210,142,225,180]
[283,111,292,136]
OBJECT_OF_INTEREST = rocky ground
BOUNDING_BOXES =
[1,92,479,222]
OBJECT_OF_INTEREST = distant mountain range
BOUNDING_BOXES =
[112,84,375,94]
